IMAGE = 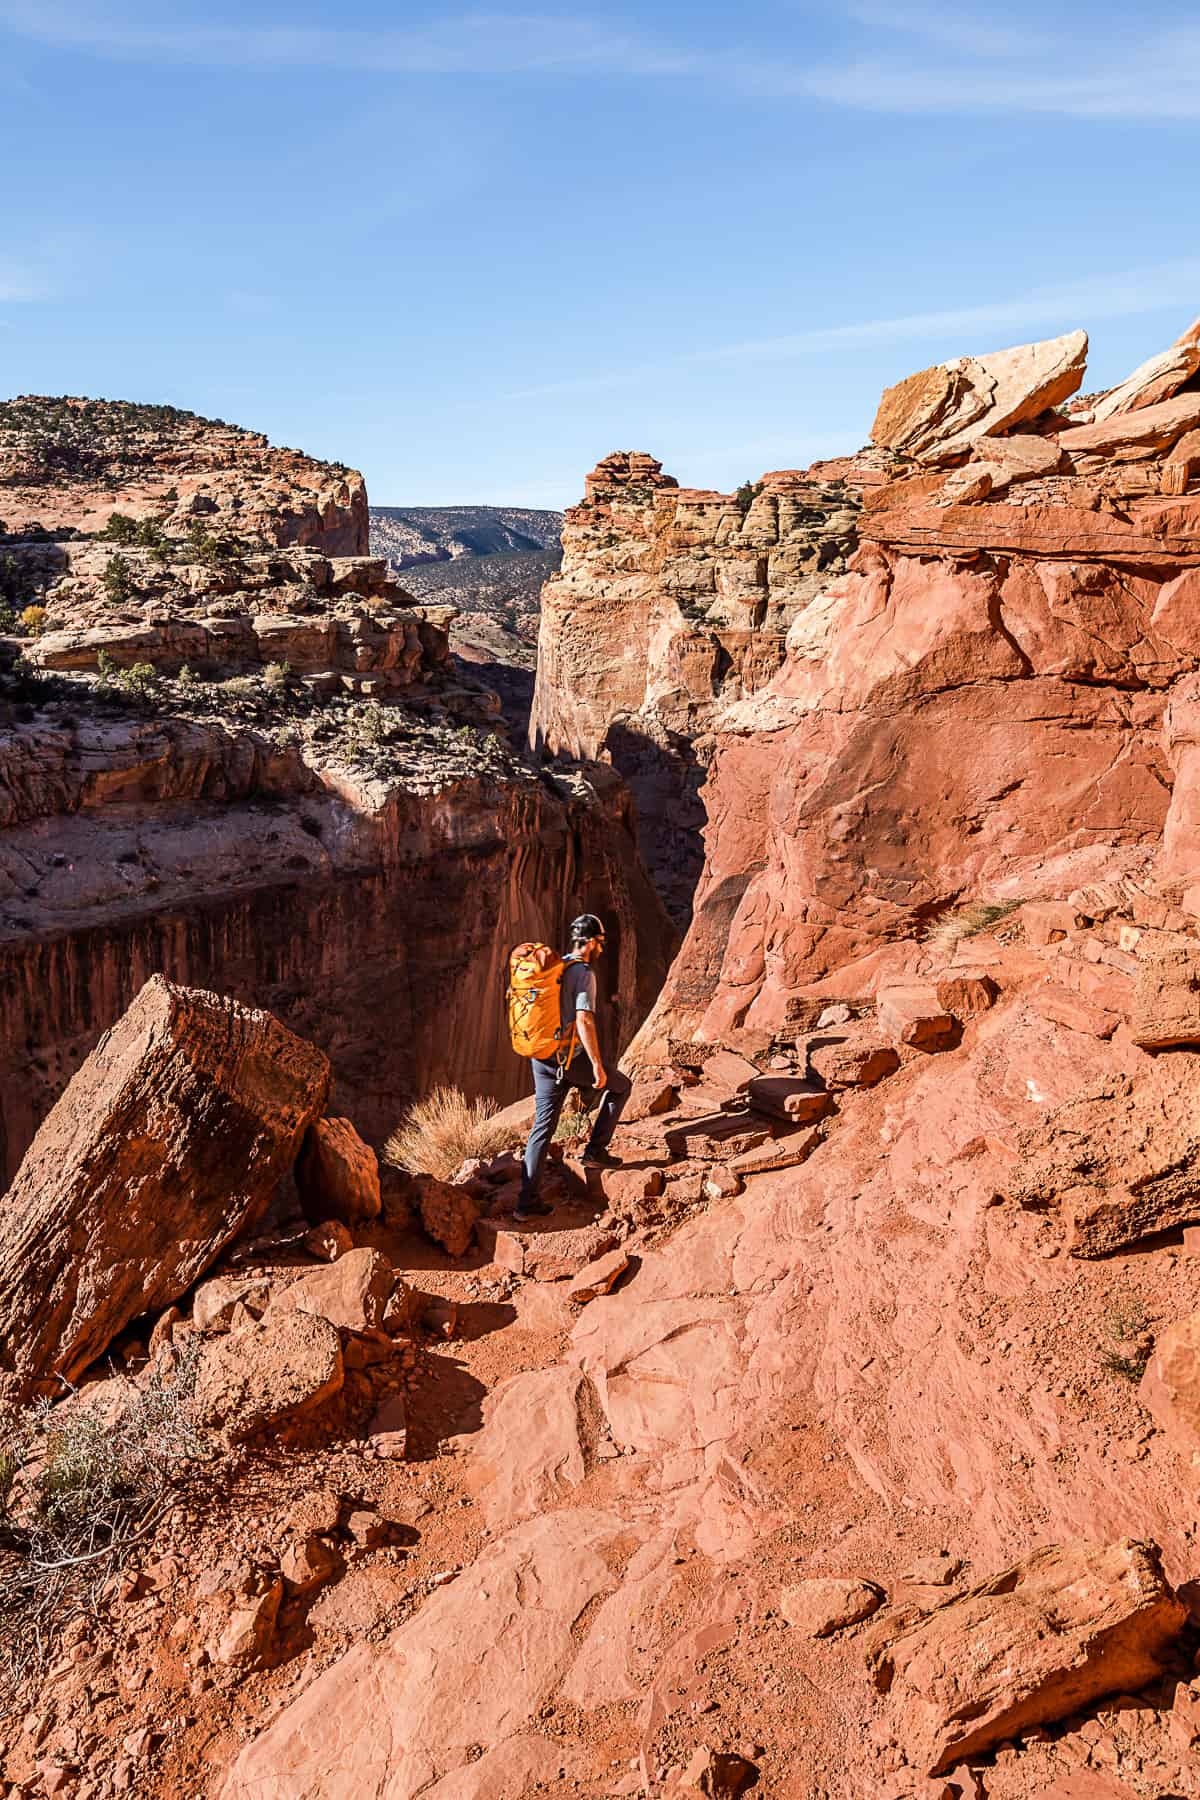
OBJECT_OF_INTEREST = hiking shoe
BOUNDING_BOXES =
[513,1197,553,1221]
[582,1147,621,1171]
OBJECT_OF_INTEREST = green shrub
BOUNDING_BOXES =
[101,555,136,604]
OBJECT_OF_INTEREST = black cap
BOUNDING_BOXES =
[568,913,605,945]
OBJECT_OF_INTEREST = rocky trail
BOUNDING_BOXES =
[3,320,1200,1797]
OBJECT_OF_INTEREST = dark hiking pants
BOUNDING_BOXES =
[520,1052,632,1204]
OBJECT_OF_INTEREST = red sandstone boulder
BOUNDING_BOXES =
[192,1275,270,1334]
[272,1247,395,1334]
[367,1392,409,1460]
[624,1073,680,1121]
[413,1174,482,1257]
[295,1116,381,1226]
[878,986,959,1051]
[806,1031,901,1089]
[934,970,998,1019]
[194,1309,343,1439]
[301,1219,353,1262]
[0,976,330,1400]
[1139,1313,1200,1468]
[870,1540,1185,1776]
[781,1576,883,1636]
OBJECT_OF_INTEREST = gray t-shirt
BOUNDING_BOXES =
[560,955,596,1037]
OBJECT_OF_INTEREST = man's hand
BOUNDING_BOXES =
[592,1061,608,1090]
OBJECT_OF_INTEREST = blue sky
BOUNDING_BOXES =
[2,2,1199,506]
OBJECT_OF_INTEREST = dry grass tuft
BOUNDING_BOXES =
[924,899,1022,955]
[384,1086,520,1181]
[0,1340,212,1709]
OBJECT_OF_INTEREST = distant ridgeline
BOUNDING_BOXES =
[368,505,562,618]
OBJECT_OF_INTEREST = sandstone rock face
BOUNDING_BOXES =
[1140,1312,1200,1465]
[0,975,329,1398]
[1131,935,1200,1047]
[871,331,1087,464]
[295,1117,382,1226]
[221,1510,626,1800]
[869,1540,1185,1774]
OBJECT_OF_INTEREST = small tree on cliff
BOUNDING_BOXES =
[101,555,136,604]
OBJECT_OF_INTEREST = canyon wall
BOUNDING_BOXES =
[530,451,869,922]
[532,325,1200,1047]
[0,400,673,1180]
[0,717,664,1180]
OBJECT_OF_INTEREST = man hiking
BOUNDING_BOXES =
[515,913,631,1223]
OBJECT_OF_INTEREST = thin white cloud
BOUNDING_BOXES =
[0,262,51,303]
[3,3,1200,121]
[502,259,1200,401]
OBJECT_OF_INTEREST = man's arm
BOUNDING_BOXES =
[576,1008,606,1088]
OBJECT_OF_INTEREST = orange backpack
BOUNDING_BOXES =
[506,942,577,1063]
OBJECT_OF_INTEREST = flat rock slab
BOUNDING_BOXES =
[1003,1060,1200,1255]
[745,1075,834,1124]
[0,975,330,1400]
[485,1222,619,1282]
[805,1031,900,1090]
[872,330,1087,463]
[567,1247,631,1305]
[730,1125,825,1179]
[869,1539,1186,1776]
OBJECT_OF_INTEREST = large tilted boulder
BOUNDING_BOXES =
[0,975,330,1400]
[869,1540,1185,1775]
[871,330,1087,465]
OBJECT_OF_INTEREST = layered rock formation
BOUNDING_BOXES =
[616,322,1200,1043]
[531,451,870,922]
[0,396,367,553]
